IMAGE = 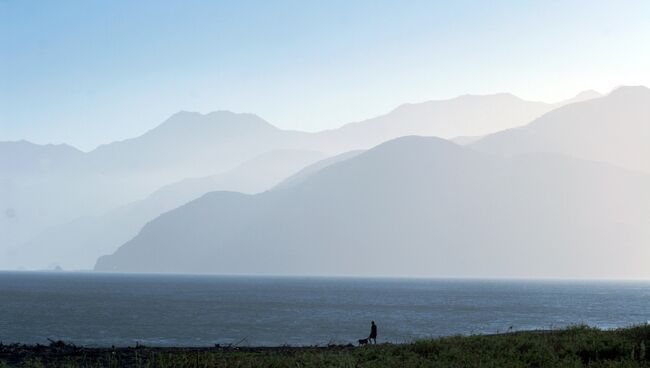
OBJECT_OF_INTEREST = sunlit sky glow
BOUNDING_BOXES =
[1,0,649,151]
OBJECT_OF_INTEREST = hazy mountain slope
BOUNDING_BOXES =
[0,89,605,269]
[78,111,316,207]
[0,112,314,267]
[312,91,601,152]
[0,142,86,261]
[450,135,484,145]
[273,150,363,190]
[96,136,650,278]
[471,86,650,173]
[8,150,325,270]
[87,111,311,175]
[0,141,85,257]
[0,140,83,175]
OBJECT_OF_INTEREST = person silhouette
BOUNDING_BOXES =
[369,321,377,344]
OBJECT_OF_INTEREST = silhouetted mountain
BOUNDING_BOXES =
[96,136,650,278]
[312,91,601,151]
[0,112,316,268]
[274,150,363,190]
[0,140,83,174]
[450,135,484,145]
[471,86,650,173]
[6,91,590,269]
[567,89,602,102]
[87,111,311,175]
[8,150,325,270]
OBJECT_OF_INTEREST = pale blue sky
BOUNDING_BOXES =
[1,0,649,150]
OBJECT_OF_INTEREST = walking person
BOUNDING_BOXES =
[368,321,377,344]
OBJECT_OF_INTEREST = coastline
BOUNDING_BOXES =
[2,325,650,367]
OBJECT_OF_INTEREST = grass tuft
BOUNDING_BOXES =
[3,325,650,367]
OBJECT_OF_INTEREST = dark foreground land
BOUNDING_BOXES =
[3,325,650,367]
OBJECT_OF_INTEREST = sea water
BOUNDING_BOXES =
[1,272,649,347]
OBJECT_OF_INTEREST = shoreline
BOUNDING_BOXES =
[3,325,650,367]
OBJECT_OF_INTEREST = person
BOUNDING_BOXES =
[368,321,377,344]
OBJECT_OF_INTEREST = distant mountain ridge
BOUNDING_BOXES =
[7,150,325,270]
[1,111,314,268]
[310,90,601,152]
[471,86,650,173]
[3,90,599,269]
[0,140,83,174]
[2,89,601,168]
[96,136,650,278]
[8,87,645,271]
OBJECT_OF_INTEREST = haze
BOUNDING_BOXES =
[2,0,649,150]
[1,1,649,278]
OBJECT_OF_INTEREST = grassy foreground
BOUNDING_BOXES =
[3,325,650,367]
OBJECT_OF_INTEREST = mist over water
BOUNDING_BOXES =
[3,6,650,366]
[2,272,649,347]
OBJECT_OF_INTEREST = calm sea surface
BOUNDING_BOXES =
[1,272,649,347]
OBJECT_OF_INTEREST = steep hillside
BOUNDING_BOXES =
[96,136,650,277]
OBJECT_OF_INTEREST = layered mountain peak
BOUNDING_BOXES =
[151,110,277,137]
[471,84,650,173]
[364,135,464,157]
[0,140,83,173]
[563,90,603,104]
[607,85,650,99]
[0,140,82,153]
[95,133,650,277]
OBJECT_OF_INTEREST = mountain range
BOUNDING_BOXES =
[472,86,650,173]
[95,136,650,277]
[2,91,596,270]
[95,86,650,276]
[311,90,601,152]
[5,87,647,274]
[6,150,325,270]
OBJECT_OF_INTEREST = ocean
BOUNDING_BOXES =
[1,272,649,347]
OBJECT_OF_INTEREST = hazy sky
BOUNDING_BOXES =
[1,0,649,151]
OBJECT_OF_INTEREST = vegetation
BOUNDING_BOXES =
[3,325,650,367]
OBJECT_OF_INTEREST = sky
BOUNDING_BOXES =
[1,0,649,151]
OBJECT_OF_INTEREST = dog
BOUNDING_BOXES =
[358,338,369,346]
